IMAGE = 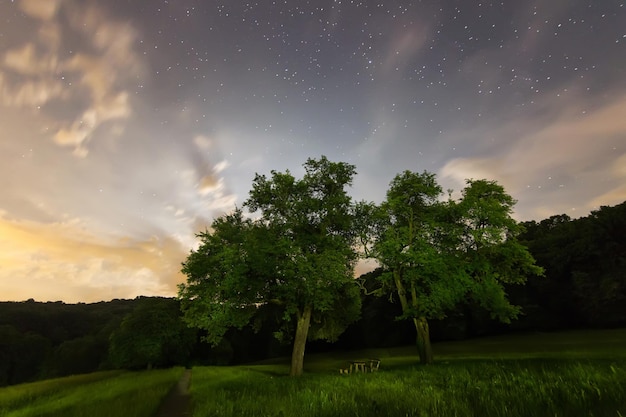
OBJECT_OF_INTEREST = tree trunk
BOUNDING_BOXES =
[393,269,434,364]
[414,316,433,364]
[290,304,312,376]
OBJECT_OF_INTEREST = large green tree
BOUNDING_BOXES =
[178,157,361,376]
[370,171,542,364]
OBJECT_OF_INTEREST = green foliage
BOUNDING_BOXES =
[179,156,362,375]
[519,201,626,327]
[0,299,137,385]
[0,326,51,386]
[308,282,361,343]
[179,210,260,347]
[382,174,542,320]
[108,298,195,369]
[51,335,107,376]
[368,171,543,362]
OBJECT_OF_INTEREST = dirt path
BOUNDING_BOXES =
[154,369,192,417]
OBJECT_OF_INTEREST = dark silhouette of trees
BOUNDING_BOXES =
[108,298,196,370]
[0,297,194,385]
[0,299,136,385]
[518,202,626,328]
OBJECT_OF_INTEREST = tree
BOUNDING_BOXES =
[51,335,107,376]
[519,202,626,328]
[0,325,51,385]
[569,203,626,326]
[108,298,195,370]
[179,156,361,376]
[517,215,580,328]
[370,171,542,364]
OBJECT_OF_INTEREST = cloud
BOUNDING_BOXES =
[588,154,626,208]
[381,24,431,77]
[38,22,62,49]
[193,135,212,150]
[0,2,142,156]
[19,0,62,21]
[0,42,65,108]
[0,79,65,107]
[196,160,231,196]
[3,43,55,75]
[439,92,626,220]
[53,126,89,147]
[51,90,131,155]
[0,214,189,303]
[214,160,230,173]
[198,175,220,195]
[612,153,626,178]
[174,164,237,215]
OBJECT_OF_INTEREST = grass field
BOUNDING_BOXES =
[0,368,183,417]
[2,329,625,416]
[190,328,626,417]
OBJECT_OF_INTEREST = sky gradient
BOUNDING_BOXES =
[1,0,625,302]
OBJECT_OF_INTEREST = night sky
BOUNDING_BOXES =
[1,0,625,302]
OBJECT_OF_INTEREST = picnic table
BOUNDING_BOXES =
[347,359,380,373]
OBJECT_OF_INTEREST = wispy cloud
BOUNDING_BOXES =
[439,91,626,220]
[19,0,62,21]
[1,1,142,156]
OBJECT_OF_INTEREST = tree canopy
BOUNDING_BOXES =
[108,298,195,370]
[520,201,626,327]
[366,171,543,363]
[178,156,361,376]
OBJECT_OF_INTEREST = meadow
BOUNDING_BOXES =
[0,368,183,417]
[190,329,626,417]
[2,329,625,417]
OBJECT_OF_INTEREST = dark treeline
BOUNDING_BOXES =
[0,298,136,386]
[515,200,626,329]
[1,201,624,386]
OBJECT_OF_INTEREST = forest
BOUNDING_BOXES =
[1,184,624,385]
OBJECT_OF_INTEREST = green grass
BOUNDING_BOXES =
[0,368,184,417]
[3,329,625,416]
[0,371,123,414]
[190,328,626,417]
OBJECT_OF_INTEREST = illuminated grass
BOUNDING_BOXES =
[190,329,626,417]
[2,329,625,416]
[0,371,122,414]
[0,368,183,417]
[190,361,626,417]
